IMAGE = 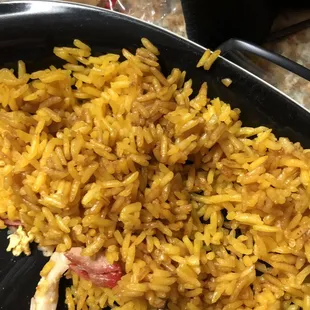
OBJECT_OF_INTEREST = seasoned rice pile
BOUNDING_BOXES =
[1,38,310,310]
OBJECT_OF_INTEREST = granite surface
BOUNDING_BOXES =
[263,9,310,107]
[74,0,186,37]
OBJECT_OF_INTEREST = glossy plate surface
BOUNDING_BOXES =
[0,1,309,309]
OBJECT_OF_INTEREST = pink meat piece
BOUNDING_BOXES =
[65,247,123,288]
[2,219,22,227]
[104,0,117,9]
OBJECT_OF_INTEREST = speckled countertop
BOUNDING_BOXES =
[72,0,186,36]
[262,9,310,107]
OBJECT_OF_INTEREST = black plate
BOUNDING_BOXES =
[0,1,310,309]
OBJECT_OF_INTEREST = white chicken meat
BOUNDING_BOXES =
[30,252,69,310]
[6,225,33,256]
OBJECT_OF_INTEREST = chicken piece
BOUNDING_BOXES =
[30,252,70,310]
[6,225,33,256]
[65,247,123,288]
[38,245,55,257]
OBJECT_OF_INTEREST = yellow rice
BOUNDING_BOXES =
[0,37,310,310]
[221,78,232,88]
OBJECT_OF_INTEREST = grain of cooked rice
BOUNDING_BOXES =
[221,78,232,87]
[1,38,310,310]
[198,49,221,70]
